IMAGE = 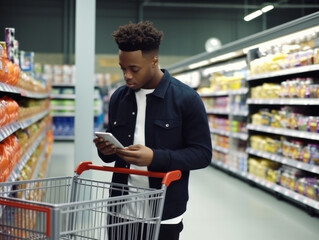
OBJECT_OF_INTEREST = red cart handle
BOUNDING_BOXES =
[75,161,181,187]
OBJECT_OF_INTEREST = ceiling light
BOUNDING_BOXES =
[244,10,263,21]
[244,4,275,22]
[262,5,274,13]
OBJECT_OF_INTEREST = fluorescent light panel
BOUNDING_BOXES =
[244,10,263,21]
[244,4,274,22]
[262,5,274,13]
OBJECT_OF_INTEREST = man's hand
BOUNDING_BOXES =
[116,144,153,166]
[93,137,117,155]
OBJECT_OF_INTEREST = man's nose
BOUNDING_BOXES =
[124,71,132,80]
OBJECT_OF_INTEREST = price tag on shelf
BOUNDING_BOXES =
[311,166,319,174]
[298,131,306,139]
[273,128,281,134]
[284,190,290,196]
[274,186,280,192]
[19,89,27,97]
[294,194,300,201]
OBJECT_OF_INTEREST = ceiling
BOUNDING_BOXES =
[141,0,319,4]
[139,0,319,9]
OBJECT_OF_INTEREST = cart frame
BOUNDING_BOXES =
[0,161,181,240]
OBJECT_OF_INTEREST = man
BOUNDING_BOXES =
[94,21,212,240]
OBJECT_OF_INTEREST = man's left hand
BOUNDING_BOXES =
[116,144,153,166]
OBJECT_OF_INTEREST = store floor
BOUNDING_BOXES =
[48,142,319,240]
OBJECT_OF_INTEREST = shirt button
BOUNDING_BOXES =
[128,134,131,138]
[114,121,117,125]
[132,112,135,115]
[165,123,170,128]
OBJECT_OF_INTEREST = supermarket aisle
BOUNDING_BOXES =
[48,142,319,240]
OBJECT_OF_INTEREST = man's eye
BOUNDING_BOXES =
[131,68,139,73]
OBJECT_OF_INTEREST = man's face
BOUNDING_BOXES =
[119,50,156,90]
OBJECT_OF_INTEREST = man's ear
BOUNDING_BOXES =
[152,56,158,66]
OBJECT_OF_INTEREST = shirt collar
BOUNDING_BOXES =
[152,69,170,99]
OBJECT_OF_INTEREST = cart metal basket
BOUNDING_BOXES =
[0,161,181,240]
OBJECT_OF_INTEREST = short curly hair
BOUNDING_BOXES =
[112,21,163,52]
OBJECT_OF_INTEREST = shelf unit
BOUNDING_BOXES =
[7,127,49,183]
[167,12,319,215]
[50,84,104,140]
[0,80,52,184]
[201,75,249,172]
[211,159,319,212]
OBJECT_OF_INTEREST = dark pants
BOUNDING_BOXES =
[107,215,183,240]
[158,221,183,240]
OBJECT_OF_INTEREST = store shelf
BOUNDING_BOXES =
[247,64,319,82]
[19,110,50,129]
[212,145,229,154]
[246,174,319,211]
[50,106,102,115]
[247,98,319,105]
[51,93,101,99]
[50,85,104,140]
[230,109,248,116]
[210,128,229,137]
[231,132,249,141]
[30,141,48,180]
[51,106,76,111]
[247,147,319,174]
[53,135,74,141]
[0,122,21,142]
[51,94,76,99]
[211,159,319,211]
[0,82,50,99]
[247,124,319,141]
[206,109,229,115]
[6,128,48,184]
[232,151,247,160]
[19,89,50,99]
[207,109,248,116]
[52,83,76,87]
[0,110,50,142]
[200,88,248,97]
[211,159,247,178]
[0,82,20,94]
[51,112,77,117]
[210,128,248,140]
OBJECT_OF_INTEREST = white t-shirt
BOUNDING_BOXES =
[128,88,153,187]
[127,88,182,224]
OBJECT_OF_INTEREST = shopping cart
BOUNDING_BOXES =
[0,161,181,240]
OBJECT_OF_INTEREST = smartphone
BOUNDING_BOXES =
[94,132,124,148]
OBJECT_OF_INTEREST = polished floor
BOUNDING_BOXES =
[47,142,319,240]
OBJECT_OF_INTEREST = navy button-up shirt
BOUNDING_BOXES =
[98,69,212,220]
